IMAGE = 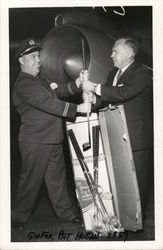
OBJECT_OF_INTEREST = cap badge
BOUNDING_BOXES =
[29,40,35,46]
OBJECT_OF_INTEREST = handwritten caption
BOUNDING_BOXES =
[93,6,126,16]
[27,230,128,241]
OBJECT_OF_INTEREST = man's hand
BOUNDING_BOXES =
[82,80,97,93]
[75,70,89,88]
[82,92,96,104]
[77,102,91,114]
[80,69,89,81]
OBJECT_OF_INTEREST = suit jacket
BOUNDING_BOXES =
[12,71,81,144]
[96,61,153,151]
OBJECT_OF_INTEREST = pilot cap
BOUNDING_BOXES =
[15,38,41,60]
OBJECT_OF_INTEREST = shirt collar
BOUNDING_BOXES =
[121,60,134,74]
[20,71,36,79]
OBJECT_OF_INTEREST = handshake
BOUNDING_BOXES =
[76,70,98,104]
[76,70,98,114]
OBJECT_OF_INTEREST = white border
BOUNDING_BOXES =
[1,0,163,249]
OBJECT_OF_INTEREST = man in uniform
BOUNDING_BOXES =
[12,38,90,229]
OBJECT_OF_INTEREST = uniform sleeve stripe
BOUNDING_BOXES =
[63,102,69,117]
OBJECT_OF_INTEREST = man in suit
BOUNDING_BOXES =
[82,37,153,216]
[11,38,91,229]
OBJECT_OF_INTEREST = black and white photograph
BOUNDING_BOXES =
[0,0,163,249]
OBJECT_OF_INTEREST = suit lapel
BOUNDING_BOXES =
[106,69,117,86]
[116,61,137,86]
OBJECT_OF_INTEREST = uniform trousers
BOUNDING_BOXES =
[12,142,76,223]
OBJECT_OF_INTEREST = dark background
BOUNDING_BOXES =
[9,6,153,70]
[9,6,154,241]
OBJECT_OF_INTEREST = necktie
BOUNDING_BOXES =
[112,69,122,86]
[116,69,122,82]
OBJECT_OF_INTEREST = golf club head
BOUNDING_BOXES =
[82,142,91,151]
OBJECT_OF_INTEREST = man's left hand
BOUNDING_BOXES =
[82,80,97,93]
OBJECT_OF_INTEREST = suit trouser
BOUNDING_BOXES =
[12,142,76,223]
[133,147,154,214]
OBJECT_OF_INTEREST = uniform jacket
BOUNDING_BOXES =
[96,61,153,151]
[12,71,81,144]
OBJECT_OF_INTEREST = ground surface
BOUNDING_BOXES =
[11,188,154,242]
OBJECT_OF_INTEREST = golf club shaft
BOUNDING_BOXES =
[87,109,91,146]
